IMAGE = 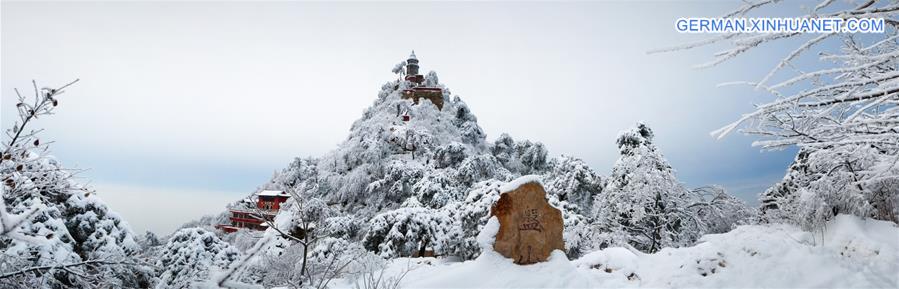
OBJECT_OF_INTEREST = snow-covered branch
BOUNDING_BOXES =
[0,258,141,281]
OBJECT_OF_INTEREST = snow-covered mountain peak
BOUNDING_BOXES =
[270,57,506,215]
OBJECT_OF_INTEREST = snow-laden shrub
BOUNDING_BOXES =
[424,71,439,87]
[689,186,754,234]
[412,170,459,209]
[65,193,140,260]
[348,251,409,289]
[440,180,504,260]
[868,178,899,224]
[362,207,451,258]
[543,155,604,214]
[455,154,512,187]
[322,215,365,241]
[433,142,468,169]
[259,236,365,289]
[154,227,240,289]
[0,197,84,288]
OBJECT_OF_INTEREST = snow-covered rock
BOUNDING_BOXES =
[498,175,543,194]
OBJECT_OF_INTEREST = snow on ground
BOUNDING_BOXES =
[333,215,898,288]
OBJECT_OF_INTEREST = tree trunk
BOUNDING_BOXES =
[300,223,310,276]
[418,239,429,257]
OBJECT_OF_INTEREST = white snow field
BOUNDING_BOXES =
[331,214,897,288]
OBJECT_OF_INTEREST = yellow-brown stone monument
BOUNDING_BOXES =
[490,178,565,265]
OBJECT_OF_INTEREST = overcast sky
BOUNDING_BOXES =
[2,1,816,234]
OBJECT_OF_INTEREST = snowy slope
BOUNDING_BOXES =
[338,215,897,288]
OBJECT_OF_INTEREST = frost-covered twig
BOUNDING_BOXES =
[4,79,78,155]
[352,257,411,289]
[0,258,142,281]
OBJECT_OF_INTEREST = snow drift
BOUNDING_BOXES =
[355,215,897,288]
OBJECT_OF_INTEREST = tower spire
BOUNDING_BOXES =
[406,51,420,78]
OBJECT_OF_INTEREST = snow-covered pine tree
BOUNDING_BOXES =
[361,206,450,258]
[592,123,702,253]
[154,227,240,289]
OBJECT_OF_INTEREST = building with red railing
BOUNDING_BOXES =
[217,190,290,233]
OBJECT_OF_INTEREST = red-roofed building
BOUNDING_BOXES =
[217,190,290,233]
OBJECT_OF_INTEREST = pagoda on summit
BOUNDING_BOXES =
[404,51,424,84]
[401,51,444,110]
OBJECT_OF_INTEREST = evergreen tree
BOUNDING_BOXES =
[592,123,701,253]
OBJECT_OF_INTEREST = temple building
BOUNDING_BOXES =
[217,190,290,233]
[401,51,444,110]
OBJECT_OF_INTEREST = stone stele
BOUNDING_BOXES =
[490,181,565,265]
